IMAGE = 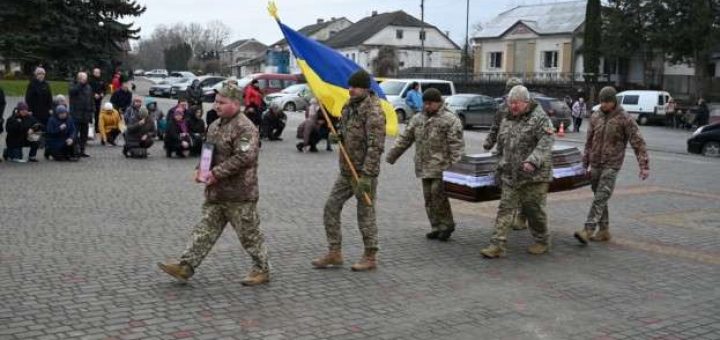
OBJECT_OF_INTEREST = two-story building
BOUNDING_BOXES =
[472,1,586,82]
[221,39,268,77]
[324,10,462,75]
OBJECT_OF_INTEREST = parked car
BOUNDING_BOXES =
[144,69,168,78]
[149,77,189,98]
[446,94,497,128]
[203,73,302,103]
[170,75,226,99]
[379,78,455,123]
[534,96,573,131]
[591,90,673,125]
[687,122,720,157]
[133,69,145,76]
[264,83,312,112]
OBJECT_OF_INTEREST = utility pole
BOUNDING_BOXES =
[420,0,425,71]
[464,0,469,83]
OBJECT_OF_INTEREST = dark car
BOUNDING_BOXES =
[533,96,572,132]
[687,122,720,157]
[446,94,497,128]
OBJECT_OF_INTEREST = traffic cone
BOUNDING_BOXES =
[557,122,566,137]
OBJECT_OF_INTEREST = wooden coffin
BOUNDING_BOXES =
[443,146,590,202]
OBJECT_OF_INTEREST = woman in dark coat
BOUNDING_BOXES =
[24,67,53,126]
[123,107,156,158]
[164,110,192,158]
[187,106,206,156]
[3,102,41,162]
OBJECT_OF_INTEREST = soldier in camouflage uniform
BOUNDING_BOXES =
[386,88,465,241]
[480,85,555,258]
[158,85,270,286]
[312,70,386,272]
[484,77,528,231]
[574,86,650,244]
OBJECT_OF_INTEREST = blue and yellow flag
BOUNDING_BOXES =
[269,3,398,136]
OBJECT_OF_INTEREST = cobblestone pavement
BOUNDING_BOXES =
[1,101,719,340]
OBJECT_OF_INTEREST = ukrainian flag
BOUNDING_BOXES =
[271,9,398,136]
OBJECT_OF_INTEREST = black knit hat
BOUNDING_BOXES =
[348,70,371,89]
[422,88,443,103]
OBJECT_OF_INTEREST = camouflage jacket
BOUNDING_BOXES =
[338,93,386,177]
[205,111,260,203]
[484,101,509,149]
[386,105,465,178]
[496,101,555,187]
[583,105,649,171]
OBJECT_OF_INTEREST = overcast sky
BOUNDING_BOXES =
[129,0,564,46]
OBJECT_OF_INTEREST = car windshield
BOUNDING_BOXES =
[281,84,305,94]
[446,96,472,106]
[379,81,406,96]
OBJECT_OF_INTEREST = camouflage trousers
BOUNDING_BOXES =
[422,178,455,232]
[585,167,619,231]
[180,201,269,272]
[491,182,550,247]
[323,175,379,252]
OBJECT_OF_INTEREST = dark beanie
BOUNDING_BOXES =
[348,70,371,89]
[16,101,29,111]
[599,86,617,103]
[422,88,443,103]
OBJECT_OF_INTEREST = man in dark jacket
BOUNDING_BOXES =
[186,79,204,109]
[695,98,710,127]
[3,102,42,163]
[261,102,286,141]
[69,72,95,157]
[44,105,78,161]
[90,68,107,133]
[110,81,133,113]
[25,67,53,126]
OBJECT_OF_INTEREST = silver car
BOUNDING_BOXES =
[264,84,312,112]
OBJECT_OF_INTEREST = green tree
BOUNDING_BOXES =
[164,43,193,72]
[650,0,720,98]
[0,0,145,77]
[583,0,602,86]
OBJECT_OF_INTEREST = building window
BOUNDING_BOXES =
[543,51,558,69]
[396,29,404,39]
[351,53,356,61]
[419,30,426,41]
[329,30,337,37]
[488,52,502,69]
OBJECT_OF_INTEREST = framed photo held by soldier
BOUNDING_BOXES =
[198,143,215,183]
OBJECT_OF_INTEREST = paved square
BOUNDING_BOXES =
[1,109,719,340]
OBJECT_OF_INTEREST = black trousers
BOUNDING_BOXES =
[94,99,102,132]
[76,122,89,153]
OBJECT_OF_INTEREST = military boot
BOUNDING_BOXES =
[573,228,594,245]
[590,229,611,242]
[426,230,440,239]
[480,244,506,258]
[157,261,194,282]
[437,227,455,242]
[240,268,270,286]
[311,250,344,269]
[527,242,550,255]
[351,250,377,271]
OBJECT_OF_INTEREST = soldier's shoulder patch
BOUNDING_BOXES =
[238,134,253,152]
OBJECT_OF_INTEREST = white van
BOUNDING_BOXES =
[592,90,672,125]
[379,79,456,122]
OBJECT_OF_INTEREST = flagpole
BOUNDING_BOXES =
[318,105,373,207]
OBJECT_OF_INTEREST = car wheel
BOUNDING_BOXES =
[396,109,406,123]
[459,114,467,129]
[284,102,296,112]
[638,115,649,126]
[702,141,720,157]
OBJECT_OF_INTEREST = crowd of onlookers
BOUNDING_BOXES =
[0,66,337,164]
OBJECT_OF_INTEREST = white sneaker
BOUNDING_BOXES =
[10,158,27,163]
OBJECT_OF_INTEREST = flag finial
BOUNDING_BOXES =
[268,1,279,20]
